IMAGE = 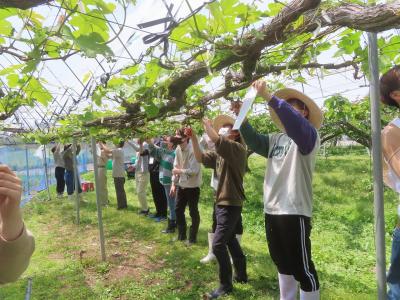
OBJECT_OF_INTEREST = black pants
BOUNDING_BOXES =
[113,177,127,209]
[213,205,247,291]
[150,171,167,217]
[212,203,243,235]
[175,187,200,242]
[55,167,65,194]
[265,214,319,292]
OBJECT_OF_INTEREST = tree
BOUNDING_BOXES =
[0,0,399,142]
[0,0,52,10]
[320,95,398,148]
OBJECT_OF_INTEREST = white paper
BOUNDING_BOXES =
[391,117,400,128]
[232,88,257,130]
[96,144,101,157]
[149,157,154,164]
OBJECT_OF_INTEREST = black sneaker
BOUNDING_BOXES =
[138,209,149,216]
[233,275,248,284]
[204,286,232,299]
[147,213,159,219]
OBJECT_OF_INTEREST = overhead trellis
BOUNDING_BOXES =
[0,0,399,143]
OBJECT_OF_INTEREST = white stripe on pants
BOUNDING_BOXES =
[135,171,149,210]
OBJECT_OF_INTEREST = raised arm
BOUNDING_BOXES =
[0,165,35,284]
[126,140,140,152]
[231,100,269,157]
[188,131,203,163]
[268,96,317,155]
[252,80,317,155]
[202,119,219,143]
[240,120,269,158]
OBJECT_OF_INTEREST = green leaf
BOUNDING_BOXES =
[7,74,19,88]
[209,2,226,31]
[121,65,139,76]
[69,10,109,41]
[268,2,284,16]
[145,61,161,87]
[107,77,124,88]
[0,64,23,76]
[94,1,116,14]
[44,39,61,58]
[24,77,52,105]
[82,71,93,84]
[89,126,100,136]
[0,19,13,35]
[143,101,159,118]
[22,60,40,74]
[74,32,113,58]
[92,89,104,106]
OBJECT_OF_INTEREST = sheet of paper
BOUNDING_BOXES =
[391,117,400,128]
[232,88,257,130]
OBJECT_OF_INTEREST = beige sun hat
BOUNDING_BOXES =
[270,88,323,131]
[213,114,235,133]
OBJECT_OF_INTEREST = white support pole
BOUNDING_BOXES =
[43,145,51,201]
[368,32,387,299]
[72,139,80,225]
[25,146,30,196]
[91,137,106,261]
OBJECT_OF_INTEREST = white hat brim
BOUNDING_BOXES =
[213,115,235,133]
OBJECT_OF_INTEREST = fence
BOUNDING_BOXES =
[0,143,92,206]
[0,142,138,206]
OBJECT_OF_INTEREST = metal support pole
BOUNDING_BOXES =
[24,278,32,300]
[25,146,30,196]
[72,139,80,225]
[91,137,106,261]
[43,145,51,201]
[368,32,387,299]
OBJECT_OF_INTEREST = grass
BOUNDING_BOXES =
[0,152,398,299]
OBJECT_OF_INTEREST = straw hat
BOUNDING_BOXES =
[270,88,323,131]
[213,115,235,133]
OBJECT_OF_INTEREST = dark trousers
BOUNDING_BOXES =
[113,177,127,209]
[265,214,319,292]
[150,171,167,217]
[175,187,200,242]
[65,170,82,195]
[213,205,247,291]
[212,203,243,234]
[55,167,65,194]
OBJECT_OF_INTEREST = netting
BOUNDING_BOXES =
[0,141,139,206]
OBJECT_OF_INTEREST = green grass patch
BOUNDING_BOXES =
[0,153,398,299]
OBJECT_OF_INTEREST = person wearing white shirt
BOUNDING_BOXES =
[127,139,150,215]
[51,143,66,198]
[171,129,202,244]
[112,141,127,210]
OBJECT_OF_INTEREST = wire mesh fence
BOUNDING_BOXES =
[0,143,93,206]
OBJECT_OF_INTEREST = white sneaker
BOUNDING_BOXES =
[200,232,216,264]
[200,252,216,264]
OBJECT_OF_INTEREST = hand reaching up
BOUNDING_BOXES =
[0,165,24,241]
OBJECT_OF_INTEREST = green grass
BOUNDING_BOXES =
[0,153,398,299]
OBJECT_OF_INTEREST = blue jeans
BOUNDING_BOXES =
[388,227,400,300]
[65,170,82,195]
[163,185,176,221]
